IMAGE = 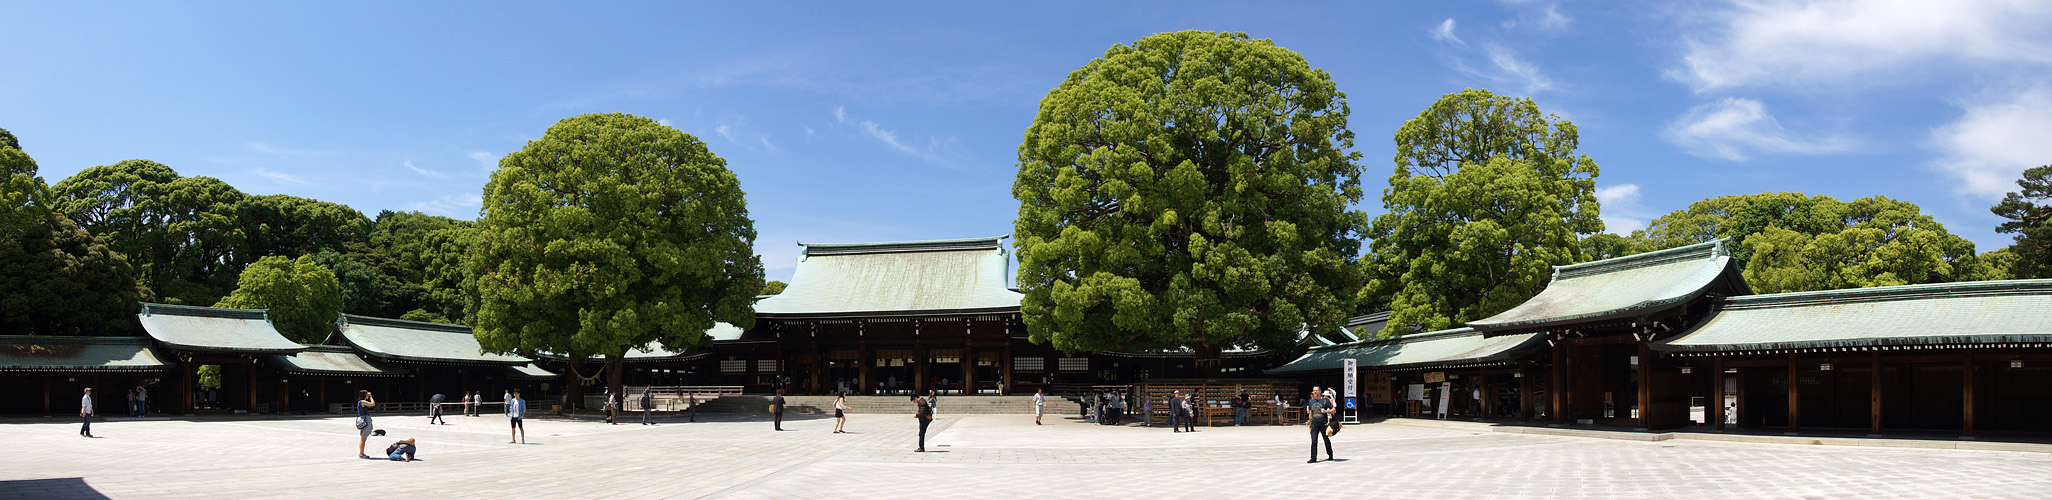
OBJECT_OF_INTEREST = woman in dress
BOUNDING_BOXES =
[355,390,377,459]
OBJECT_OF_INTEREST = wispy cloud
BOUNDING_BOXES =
[1670,0,2052,91]
[1432,18,1464,46]
[1483,45,1553,95]
[1595,183,1649,234]
[832,106,958,163]
[1497,0,1572,31]
[251,167,311,185]
[1663,97,1854,161]
[403,160,450,179]
[1931,86,2052,198]
[468,152,497,175]
[404,193,484,219]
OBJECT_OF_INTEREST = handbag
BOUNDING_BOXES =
[355,416,369,430]
[1326,420,1343,436]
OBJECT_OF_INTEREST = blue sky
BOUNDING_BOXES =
[6,1,2050,283]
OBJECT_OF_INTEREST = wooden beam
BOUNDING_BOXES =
[1519,365,1533,422]
[1711,357,1725,431]
[1963,351,1976,439]
[1786,352,1800,434]
[1869,352,1883,436]
[1637,338,1654,430]
[1550,341,1567,425]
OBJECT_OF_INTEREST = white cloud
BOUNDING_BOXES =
[251,167,310,185]
[1663,97,1854,161]
[1672,0,2052,91]
[715,124,739,144]
[1432,18,1463,45]
[403,160,449,179]
[657,118,673,127]
[1482,45,1553,95]
[832,106,957,162]
[468,152,497,175]
[1931,87,2052,197]
[759,135,778,152]
[404,193,484,218]
[1595,183,1649,234]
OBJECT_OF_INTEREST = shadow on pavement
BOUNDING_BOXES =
[0,477,111,499]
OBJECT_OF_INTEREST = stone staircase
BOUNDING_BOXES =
[694,395,1050,415]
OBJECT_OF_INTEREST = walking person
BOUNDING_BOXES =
[605,389,619,425]
[125,388,136,419]
[927,389,939,417]
[79,388,95,438]
[459,392,471,417]
[1272,393,1287,425]
[1168,391,1184,432]
[770,389,786,431]
[1032,389,1045,426]
[833,393,849,433]
[911,394,932,452]
[427,393,447,425]
[135,386,147,417]
[508,389,527,444]
[1307,386,1334,463]
[354,390,377,458]
[641,387,655,425]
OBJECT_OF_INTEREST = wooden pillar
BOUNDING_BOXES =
[1481,372,1497,419]
[1786,352,1800,434]
[858,344,872,396]
[1001,343,1014,396]
[1869,352,1883,436]
[1550,340,1567,425]
[42,374,52,417]
[962,339,975,395]
[1711,356,1725,431]
[913,343,926,394]
[1636,339,1654,430]
[1963,351,1976,438]
[181,363,194,415]
[1734,365,1747,428]
[1518,365,1533,421]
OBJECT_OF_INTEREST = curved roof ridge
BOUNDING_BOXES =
[338,313,474,334]
[1315,327,1480,351]
[1718,279,2052,311]
[1553,238,1728,280]
[801,236,1007,257]
[140,302,268,321]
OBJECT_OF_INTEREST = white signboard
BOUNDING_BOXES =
[1407,383,1425,401]
[1342,359,1357,397]
[1436,382,1452,419]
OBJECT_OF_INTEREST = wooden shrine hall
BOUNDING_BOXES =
[1273,239,2052,437]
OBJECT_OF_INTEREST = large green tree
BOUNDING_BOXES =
[1013,31,1367,372]
[1,144,142,335]
[49,160,251,305]
[239,194,373,260]
[1362,89,1603,336]
[1992,165,2052,278]
[1635,193,2003,293]
[472,113,762,406]
[360,210,478,321]
[215,255,343,343]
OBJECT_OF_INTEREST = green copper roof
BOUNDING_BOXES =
[0,336,169,372]
[507,363,556,380]
[754,236,1022,318]
[1652,279,2052,353]
[1468,239,1749,333]
[1267,328,1543,374]
[334,314,529,366]
[138,303,305,353]
[267,345,405,377]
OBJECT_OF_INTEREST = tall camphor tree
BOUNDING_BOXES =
[1,137,141,335]
[215,255,344,343]
[1013,31,1367,373]
[1992,165,2052,278]
[1361,89,1603,336]
[472,113,762,407]
[1635,192,2006,292]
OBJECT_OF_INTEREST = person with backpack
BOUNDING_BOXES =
[640,387,655,425]
[912,394,933,452]
[385,438,418,462]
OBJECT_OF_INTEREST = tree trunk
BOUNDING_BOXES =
[1192,343,1224,378]
[564,357,586,411]
[605,352,626,406]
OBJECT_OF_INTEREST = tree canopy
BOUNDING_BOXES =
[1012,30,1367,369]
[1992,165,2052,278]
[472,112,763,404]
[49,160,249,305]
[215,255,343,343]
[1,145,141,336]
[1362,88,1603,336]
[1634,192,2004,293]
[761,280,787,295]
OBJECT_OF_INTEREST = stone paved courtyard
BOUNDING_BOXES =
[4,412,2050,499]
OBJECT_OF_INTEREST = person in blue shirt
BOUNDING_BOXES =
[508,390,527,444]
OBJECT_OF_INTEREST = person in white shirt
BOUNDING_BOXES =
[1033,389,1046,425]
[508,390,527,444]
[79,388,95,438]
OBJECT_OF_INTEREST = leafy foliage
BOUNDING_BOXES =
[1013,31,1367,367]
[1362,89,1602,336]
[197,365,222,392]
[49,160,249,305]
[2,145,47,238]
[1,211,141,335]
[1635,193,2003,293]
[473,112,762,402]
[1991,165,2052,278]
[215,255,344,343]
[761,280,787,295]
[0,127,18,151]
[310,250,384,316]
